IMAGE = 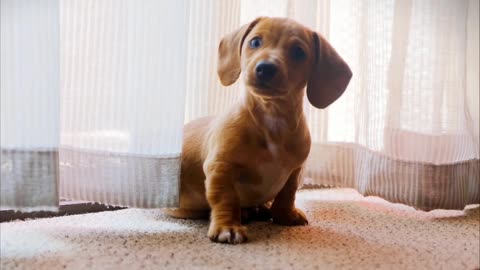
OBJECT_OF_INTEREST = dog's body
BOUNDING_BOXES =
[179,96,310,210]
[166,17,352,244]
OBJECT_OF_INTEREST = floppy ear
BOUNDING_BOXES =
[217,18,263,86]
[307,33,352,109]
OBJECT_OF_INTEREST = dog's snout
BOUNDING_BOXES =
[255,61,277,82]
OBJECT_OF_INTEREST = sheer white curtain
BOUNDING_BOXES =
[184,0,479,210]
[58,0,189,208]
[1,0,60,211]
[1,0,189,210]
[1,0,478,211]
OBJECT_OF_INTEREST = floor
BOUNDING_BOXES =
[1,188,479,270]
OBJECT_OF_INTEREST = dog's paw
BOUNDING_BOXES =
[272,208,308,226]
[208,224,248,244]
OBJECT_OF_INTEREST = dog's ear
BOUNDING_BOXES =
[307,33,352,109]
[217,17,263,86]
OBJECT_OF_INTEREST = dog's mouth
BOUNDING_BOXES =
[248,80,286,97]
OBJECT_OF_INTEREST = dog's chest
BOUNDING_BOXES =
[258,142,290,180]
[236,141,294,207]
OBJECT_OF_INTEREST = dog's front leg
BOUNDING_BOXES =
[271,168,309,226]
[205,161,247,244]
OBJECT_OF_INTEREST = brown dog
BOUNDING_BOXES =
[165,17,352,244]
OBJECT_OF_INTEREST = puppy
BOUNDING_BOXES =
[166,17,352,244]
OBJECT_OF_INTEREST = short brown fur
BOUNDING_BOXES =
[165,17,352,244]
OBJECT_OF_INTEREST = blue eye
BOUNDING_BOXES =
[250,37,262,49]
[292,46,306,61]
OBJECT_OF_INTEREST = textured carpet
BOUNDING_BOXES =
[1,188,479,270]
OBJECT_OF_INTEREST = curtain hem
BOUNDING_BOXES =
[1,149,59,211]
[305,143,479,211]
[59,148,180,208]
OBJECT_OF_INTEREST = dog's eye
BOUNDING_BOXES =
[250,37,262,49]
[292,46,306,61]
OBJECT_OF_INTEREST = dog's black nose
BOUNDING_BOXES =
[255,61,277,82]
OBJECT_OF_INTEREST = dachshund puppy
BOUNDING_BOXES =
[166,17,352,244]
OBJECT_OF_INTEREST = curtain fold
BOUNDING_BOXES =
[58,0,189,208]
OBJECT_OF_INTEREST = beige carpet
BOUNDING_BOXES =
[1,188,479,270]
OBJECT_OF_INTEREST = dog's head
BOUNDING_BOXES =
[217,17,352,109]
